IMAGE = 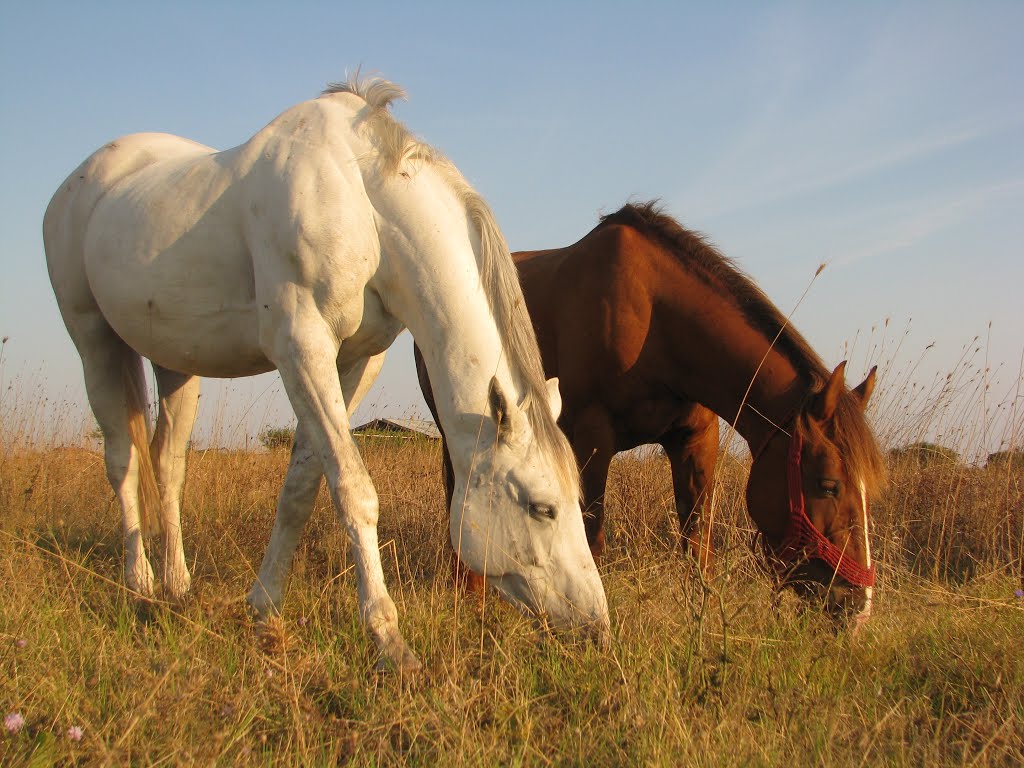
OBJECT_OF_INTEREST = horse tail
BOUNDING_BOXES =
[122,355,162,538]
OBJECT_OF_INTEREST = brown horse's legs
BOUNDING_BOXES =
[442,442,486,593]
[661,410,719,575]
[571,407,616,558]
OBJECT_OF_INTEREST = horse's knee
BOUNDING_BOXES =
[589,527,606,558]
[338,483,380,529]
[583,505,603,539]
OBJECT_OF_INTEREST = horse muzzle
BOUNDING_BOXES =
[785,561,873,630]
[487,569,611,646]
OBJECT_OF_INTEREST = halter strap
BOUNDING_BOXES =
[768,431,876,588]
[749,404,876,589]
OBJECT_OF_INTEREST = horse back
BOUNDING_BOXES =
[44,133,217,268]
[514,221,672,382]
[513,219,707,449]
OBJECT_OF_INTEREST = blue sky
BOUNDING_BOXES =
[1,2,1021,451]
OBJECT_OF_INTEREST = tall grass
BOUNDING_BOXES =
[1,351,1022,766]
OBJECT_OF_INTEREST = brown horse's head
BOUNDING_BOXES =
[746,362,885,626]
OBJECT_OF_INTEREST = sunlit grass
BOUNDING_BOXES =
[1,347,1022,765]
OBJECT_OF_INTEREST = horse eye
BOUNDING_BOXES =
[819,479,840,498]
[529,502,557,521]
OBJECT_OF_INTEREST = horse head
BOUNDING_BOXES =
[746,362,884,626]
[448,376,610,643]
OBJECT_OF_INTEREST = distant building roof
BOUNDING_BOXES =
[351,417,441,440]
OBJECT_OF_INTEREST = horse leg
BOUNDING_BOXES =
[443,431,486,592]
[150,365,200,600]
[259,333,417,671]
[571,407,615,557]
[72,318,157,597]
[661,411,719,576]
[340,352,387,417]
[413,346,484,592]
[440,437,485,591]
[247,353,385,617]
[248,418,323,616]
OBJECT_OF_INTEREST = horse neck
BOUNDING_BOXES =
[373,179,522,471]
[655,274,810,449]
[406,274,521,476]
[411,285,513,420]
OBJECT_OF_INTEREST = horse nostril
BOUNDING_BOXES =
[825,583,869,623]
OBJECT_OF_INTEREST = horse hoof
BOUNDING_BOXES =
[246,584,282,622]
[164,569,192,603]
[127,564,156,600]
[375,647,422,677]
[247,603,278,624]
[164,583,192,604]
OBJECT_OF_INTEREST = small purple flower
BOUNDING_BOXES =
[14,639,27,649]
[297,616,308,627]
[66,725,84,742]
[1015,589,1024,599]
[4,713,25,734]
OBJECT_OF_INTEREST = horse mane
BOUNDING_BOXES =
[321,75,580,496]
[600,201,885,494]
[322,76,435,174]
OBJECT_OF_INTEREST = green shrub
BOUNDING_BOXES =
[987,448,1024,469]
[889,441,960,467]
[258,426,295,451]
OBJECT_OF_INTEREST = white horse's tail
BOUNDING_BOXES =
[122,357,162,538]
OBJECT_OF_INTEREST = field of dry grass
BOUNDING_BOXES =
[2,419,1022,766]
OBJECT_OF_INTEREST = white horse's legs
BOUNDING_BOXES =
[254,340,415,670]
[248,352,387,617]
[247,420,323,615]
[340,352,388,418]
[73,319,156,597]
[151,366,200,600]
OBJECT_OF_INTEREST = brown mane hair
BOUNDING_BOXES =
[599,201,886,494]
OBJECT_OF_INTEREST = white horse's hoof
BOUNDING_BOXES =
[375,645,422,676]
[246,584,282,621]
[164,568,192,602]
[127,559,156,599]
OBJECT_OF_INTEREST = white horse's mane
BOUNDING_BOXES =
[323,75,434,175]
[321,74,579,496]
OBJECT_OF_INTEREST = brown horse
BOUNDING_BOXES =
[416,201,886,622]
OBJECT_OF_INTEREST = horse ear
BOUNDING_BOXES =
[813,361,847,422]
[488,376,510,427]
[545,377,562,420]
[852,366,877,410]
[488,376,523,441]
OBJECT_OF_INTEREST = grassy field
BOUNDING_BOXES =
[1,419,1023,765]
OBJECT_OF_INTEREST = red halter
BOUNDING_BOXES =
[755,421,876,589]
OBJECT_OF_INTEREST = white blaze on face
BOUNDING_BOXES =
[858,479,873,623]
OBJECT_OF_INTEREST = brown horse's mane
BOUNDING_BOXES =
[598,201,886,494]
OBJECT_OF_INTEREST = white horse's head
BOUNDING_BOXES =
[449,376,609,642]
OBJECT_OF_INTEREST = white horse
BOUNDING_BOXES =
[43,75,609,671]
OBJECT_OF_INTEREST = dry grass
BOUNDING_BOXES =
[2,380,1023,764]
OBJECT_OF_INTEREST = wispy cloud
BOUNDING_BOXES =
[674,7,1024,223]
[683,117,1012,222]
[833,177,1024,268]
